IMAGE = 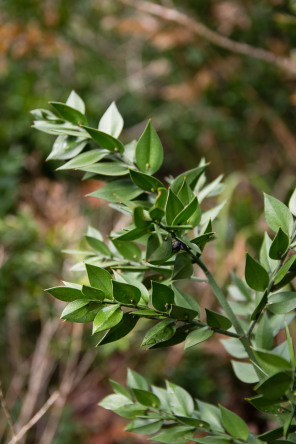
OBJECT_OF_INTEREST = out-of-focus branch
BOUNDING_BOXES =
[7,391,59,444]
[0,380,18,443]
[121,0,296,76]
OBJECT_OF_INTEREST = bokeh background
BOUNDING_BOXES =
[1,1,296,442]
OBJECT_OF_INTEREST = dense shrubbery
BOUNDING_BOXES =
[33,91,296,443]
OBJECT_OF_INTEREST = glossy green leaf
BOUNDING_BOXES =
[85,264,113,299]
[231,361,259,384]
[166,380,194,416]
[289,187,296,217]
[133,206,151,229]
[151,426,195,443]
[46,286,83,302]
[66,90,85,113]
[129,168,163,192]
[82,285,105,301]
[165,189,183,225]
[177,177,195,205]
[98,102,123,138]
[113,281,141,305]
[253,349,292,374]
[191,232,216,250]
[172,285,200,313]
[81,162,128,176]
[146,233,172,265]
[141,319,176,347]
[172,196,201,226]
[169,305,199,321]
[255,372,292,399]
[172,252,193,280]
[110,379,132,400]
[57,149,109,170]
[185,327,213,349]
[220,338,248,359]
[81,125,124,153]
[112,239,142,262]
[127,369,149,390]
[264,193,294,236]
[220,405,249,441]
[61,300,89,321]
[149,325,192,348]
[99,393,132,410]
[171,164,208,194]
[260,232,278,273]
[255,312,273,350]
[97,313,138,345]
[33,121,86,138]
[269,227,289,259]
[89,179,142,203]
[114,404,147,419]
[268,291,296,314]
[151,281,174,311]
[193,438,231,444]
[274,255,296,285]
[92,305,123,334]
[47,135,87,160]
[197,400,224,432]
[285,322,295,367]
[85,236,111,256]
[129,309,163,317]
[135,120,163,175]
[245,253,269,291]
[132,389,160,408]
[149,187,168,220]
[125,418,162,435]
[113,225,147,241]
[49,101,88,125]
[205,308,232,330]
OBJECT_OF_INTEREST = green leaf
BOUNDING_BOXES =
[255,312,273,350]
[166,381,194,416]
[129,169,163,192]
[171,164,209,194]
[268,291,296,314]
[205,308,232,330]
[173,196,201,227]
[149,187,168,220]
[98,102,124,138]
[82,285,105,301]
[191,232,216,250]
[231,361,259,384]
[253,349,292,374]
[66,90,85,114]
[81,125,124,153]
[127,369,149,390]
[49,101,88,125]
[269,227,289,259]
[85,264,113,299]
[47,135,87,160]
[260,232,278,273]
[113,281,141,305]
[46,286,83,302]
[185,327,213,349]
[255,371,292,400]
[80,162,129,176]
[141,319,176,347]
[97,313,138,345]
[146,233,172,265]
[92,305,123,334]
[192,438,231,444]
[61,300,89,321]
[125,418,162,435]
[150,325,192,348]
[169,305,199,321]
[129,309,162,317]
[135,120,163,175]
[110,379,132,400]
[220,338,247,359]
[165,189,183,225]
[112,239,142,262]
[264,193,294,236]
[57,149,109,170]
[133,206,151,229]
[172,252,193,280]
[274,256,296,285]
[200,201,226,226]
[197,400,224,432]
[151,281,174,311]
[289,187,296,217]
[151,426,195,443]
[172,285,200,313]
[85,236,111,256]
[89,179,142,203]
[132,389,160,408]
[33,121,86,138]
[99,393,132,410]
[285,322,295,367]
[114,403,147,418]
[220,405,249,441]
[245,253,269,292]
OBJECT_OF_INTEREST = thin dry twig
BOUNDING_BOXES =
[122,0,296,76]
[0,379,18,442]
[7,391,60,444]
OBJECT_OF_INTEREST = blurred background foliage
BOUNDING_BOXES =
[1,0,296,442]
